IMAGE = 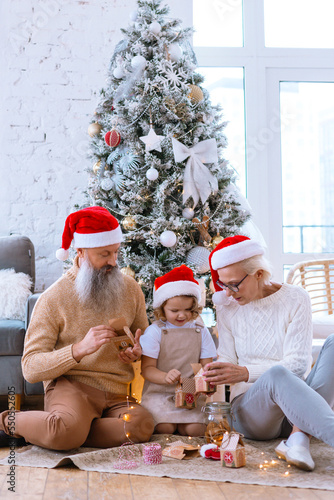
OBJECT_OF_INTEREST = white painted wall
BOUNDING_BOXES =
[0,0,192,290]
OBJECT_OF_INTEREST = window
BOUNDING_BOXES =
[264,0,334,48]
[193,0,334,280]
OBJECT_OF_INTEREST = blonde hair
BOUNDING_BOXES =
[154,295,202,321]
[238,255,272,285]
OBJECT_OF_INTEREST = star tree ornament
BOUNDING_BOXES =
[140,127,164,152]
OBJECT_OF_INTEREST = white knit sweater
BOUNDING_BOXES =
[216,283,313,401]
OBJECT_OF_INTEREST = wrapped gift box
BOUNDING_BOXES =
[175,378,197,409]
[192,364,217,395]
[220,432,246,468]
[109,317,135,352]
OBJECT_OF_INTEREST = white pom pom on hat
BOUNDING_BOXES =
[55,248,69,261]
[56,206,123,261]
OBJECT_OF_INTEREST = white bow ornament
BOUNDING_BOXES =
[172,138,218,207]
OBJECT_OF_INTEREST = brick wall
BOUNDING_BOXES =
[1,0,192,290]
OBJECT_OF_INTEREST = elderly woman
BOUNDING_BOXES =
[204,235,334,471]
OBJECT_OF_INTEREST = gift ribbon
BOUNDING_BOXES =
[172,138,218,207]
[143,443,162,465]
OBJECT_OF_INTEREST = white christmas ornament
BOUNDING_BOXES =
[140,127,164,152]
[172,137,218,207]
[129,10,138,21]
[182,207,195,219]
[160,230,177,247]
[131,55,147,70]
[146,167,159,181]
[100,178,114,191]
[149,20,161,35]
[113,66,125,79]
[168,43,182,62]
[186,246,211,274]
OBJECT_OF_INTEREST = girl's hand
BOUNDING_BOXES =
[165,369,181,385]
[203,361,249,385]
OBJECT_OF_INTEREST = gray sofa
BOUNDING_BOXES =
[0,235,43,409]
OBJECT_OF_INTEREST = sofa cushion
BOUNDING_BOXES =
[0,319,25,355]
[0,268,32,321]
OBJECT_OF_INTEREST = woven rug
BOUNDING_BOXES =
[0,435,333,491]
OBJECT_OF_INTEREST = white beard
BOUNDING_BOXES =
[75,258,125,312]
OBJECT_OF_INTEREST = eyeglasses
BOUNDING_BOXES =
[216,274,248,293]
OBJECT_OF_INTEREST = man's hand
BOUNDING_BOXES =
[203,361,249,385]
[118,329,142,364]
[165,369,181,385]
[72,325,117,362]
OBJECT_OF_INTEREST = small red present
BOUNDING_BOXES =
[175,378,197,409]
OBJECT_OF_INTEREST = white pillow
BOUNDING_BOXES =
[0,268,32,321]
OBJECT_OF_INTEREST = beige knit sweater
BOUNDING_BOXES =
[22,257,149,394]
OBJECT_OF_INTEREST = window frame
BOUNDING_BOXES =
[193,0,334,280]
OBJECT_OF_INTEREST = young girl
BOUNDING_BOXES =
[140,265,217,436]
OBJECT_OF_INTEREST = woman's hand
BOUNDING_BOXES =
[165,369,181,385]
[203,361,249,385]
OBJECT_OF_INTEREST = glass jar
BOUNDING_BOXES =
[202,402,233,444]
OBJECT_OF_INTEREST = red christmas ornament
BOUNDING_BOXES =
[105,130,121,147]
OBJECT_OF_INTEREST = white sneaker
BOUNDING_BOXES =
[286,445,315,471]
[275,440,289,460]
[275,440,314,471]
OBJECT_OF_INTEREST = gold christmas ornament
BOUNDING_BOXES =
[93,160,101,174]
[188,84,204,104]
[121,266,135,278]
[122,216,136,231]
[212,234,224,249]
[88,122,102,137]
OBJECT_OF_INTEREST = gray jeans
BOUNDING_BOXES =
[231,334,334,446]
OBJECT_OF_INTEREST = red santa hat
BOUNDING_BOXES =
[209,235,264,305]
[56,206,123,261]
[153,265,201,309]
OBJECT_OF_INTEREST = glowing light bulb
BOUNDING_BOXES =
[284,471,289,476]
[123,414,130,422]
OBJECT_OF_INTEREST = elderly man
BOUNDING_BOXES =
[0,206,154,450]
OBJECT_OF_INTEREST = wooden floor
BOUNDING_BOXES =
[0,397,333,499]
[1,447,333,500]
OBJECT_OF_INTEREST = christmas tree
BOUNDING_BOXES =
[85,0,250,313]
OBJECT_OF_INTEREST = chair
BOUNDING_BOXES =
[0,235,43,409]
[286,259,334,362]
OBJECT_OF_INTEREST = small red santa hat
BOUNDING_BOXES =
[209,235,264,305]
[153,265,201,309]
[56,206,123,261]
